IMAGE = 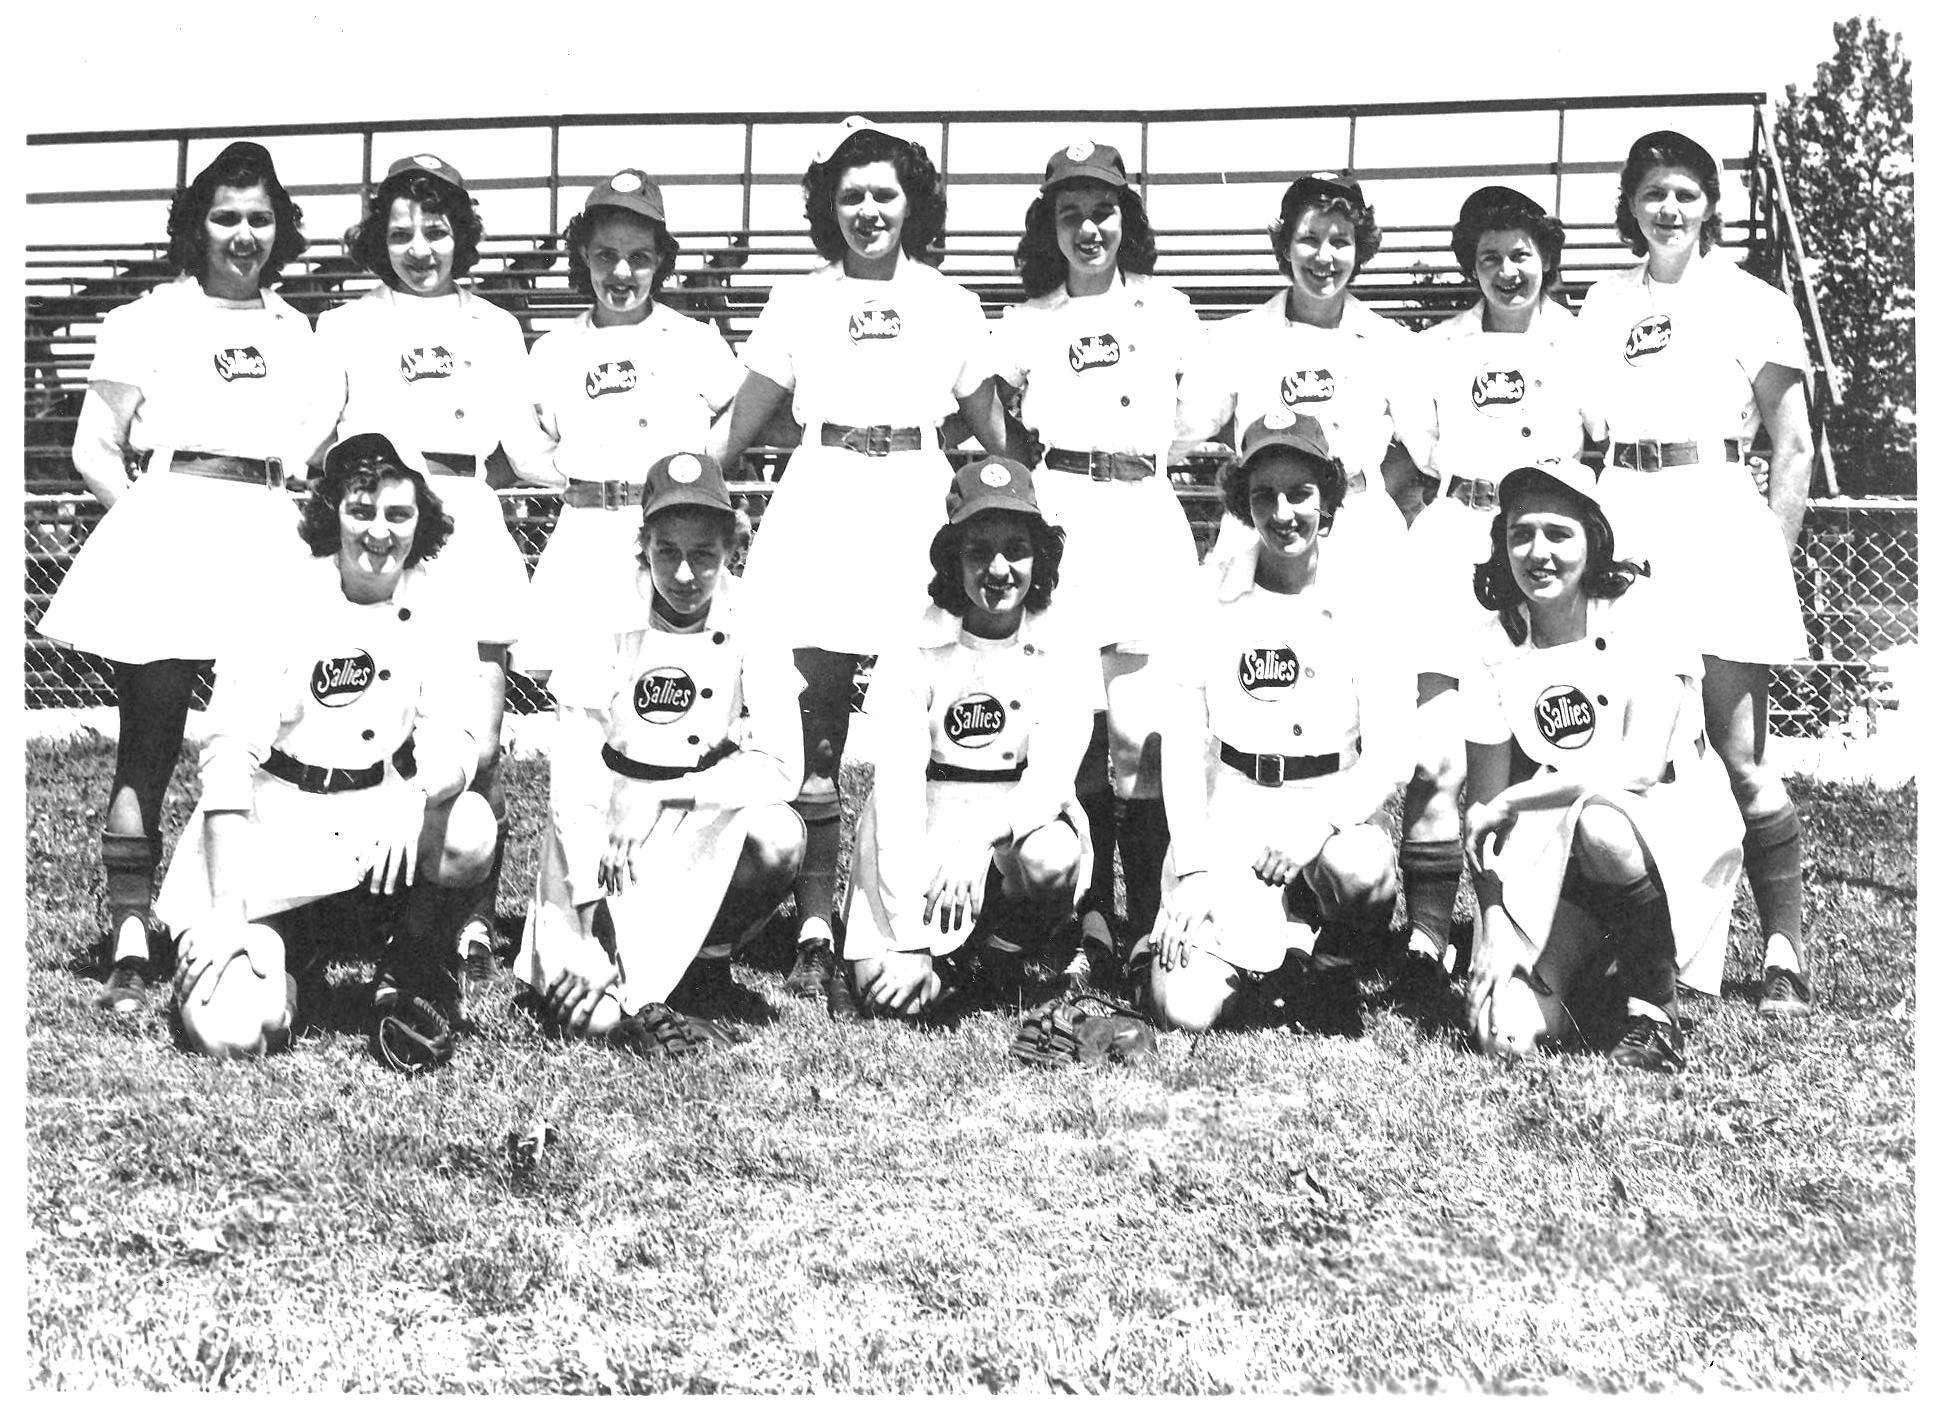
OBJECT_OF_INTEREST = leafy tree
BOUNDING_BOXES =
[1772,16,1915,495]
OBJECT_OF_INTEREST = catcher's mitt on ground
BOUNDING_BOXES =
[372,992,456,1074]
[1010,992,1159,1069]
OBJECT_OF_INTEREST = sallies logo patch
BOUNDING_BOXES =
[945,693,1006,748]
[1279,369,1335,406]
[1068,333,1120,372]
[1534,684,1596,748]
[585,359,638,399]
[1471,368,1526,408]
[848,306,903,342]
[400,346,455,382]
[213,347,267,382]
[311,651,375,708]
[633,667,697,723]
[1237,647,1301,699]
[1624,314,1672,363]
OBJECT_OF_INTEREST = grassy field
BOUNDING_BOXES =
[22,737,1917,1392]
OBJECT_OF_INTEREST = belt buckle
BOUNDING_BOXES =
[601,479,627,512]
[1255,752,1284,788]
[1089,450,1112,482]
[1470,478,1498,510]
[1345,470,1367,494]
[264,456,286,490]
[848,425,890,457]
[1636,438,1663,473]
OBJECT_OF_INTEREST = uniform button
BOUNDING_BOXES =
[1594,637,1607,651]
[378,669,391,681]
[1291,724,1303,737]
[638,418,649,428]
[687,735,701,746]
[712,632,726,645]
[1544,764,1557,775]
[1321,608,1334,620]
[1596,694,1609,706]
[361,729,375,741]
[1001,751,1015,760]
[398,609,412,621]
[1307,666,1319,678]
[1520,426,1532,437]
[1009,700,1021,711]
[1023,644,1035,655]
[462,359,473,368]
[1119,396,1131,407]
[700,688,714,699]
[454,409,466,420]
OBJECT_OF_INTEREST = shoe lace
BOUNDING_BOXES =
[1618,1014,1684,1066]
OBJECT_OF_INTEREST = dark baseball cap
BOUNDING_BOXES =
[640,451,733,522]
[1626,130,1719,186]
[944,456,1043,526]
[196,140,280,188]
[1457,184,1549,229]
[1500,458,1606,516]
[813,115,912,164]
[584,168,667,224]
[1237,411,1334,472]
[385,152,467,190]
[1285,171,1366,209]
[1041,139,1130,193]
[324,429,431,484]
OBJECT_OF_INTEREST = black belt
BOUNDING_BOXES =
[143,449,287,488]
[1218,740,1353,787]
[421,450,477,477]
[601,744,697,781]
[819,423,930,457]
[1043,447,1157,482]
[262,736,417,795]
[1447,476,1499,510]
[926,759,1025,784]
[1611,439,1746,472]
[562,480,646,510]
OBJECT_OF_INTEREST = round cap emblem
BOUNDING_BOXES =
[413,153,442,169]
[1065,140,1095,162]
[669,453,702,482]
[979,463,1011,488]
[1262,410,1297,430]
[610,171,643,193]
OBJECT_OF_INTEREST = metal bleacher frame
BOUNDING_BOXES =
[23,98,1911,731]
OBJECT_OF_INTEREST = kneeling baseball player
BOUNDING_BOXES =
[514,452,804,1055]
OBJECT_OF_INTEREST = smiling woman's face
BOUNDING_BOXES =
[201,183,276,299]
[385,195,458,298]
[1629,164,1713,262]
[834,160,908,267]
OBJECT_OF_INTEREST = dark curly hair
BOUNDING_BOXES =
[299,452,452,565]
[926,513,1066,616]
[1219,445,1351,533]
[165,147,307,287]
[1013,184,1159,299]
[348,171,485,291]
[1271,178,1381,281]
[564,207,680,299]
[804,129,946,264]
[1614,133,1723,258]
[1450,195,1567,289]
[1471,479,1644,645]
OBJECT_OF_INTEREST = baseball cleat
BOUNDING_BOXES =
[1756,966,1812,1019]
[825,960,865,1023]
[96,958,153,1016]
[784,935,834,998]
[1607,1012,1686,1072]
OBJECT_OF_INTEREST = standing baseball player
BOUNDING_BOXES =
[317,153,558,1001]
[1144,414,1413,1034]
[1398,186,1589,977]
[838,456,1096,1019]
[38,140,338,1016]
[1576,131,1816,1017]
[1463,459,1744,1071]
[1176,172,1430,575]
[991,138,1204,984]
[521,169,745,676]
[152,431,498,1066]
[513,452,804,1054]
[710,116,1008,1005]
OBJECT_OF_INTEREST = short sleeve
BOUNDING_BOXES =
[694,321,746,413]
[947,286,998,400]
[992,303,1032,389]
[87,294,160,389]
[546,631,623,717]
[737,275,799,392]
[1460,651,1513,746]
[1739,272,1811,381]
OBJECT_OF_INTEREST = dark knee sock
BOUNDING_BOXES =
[1742,804,1805,970]
[1076,713,1116,914]
[795,802,841,933]
[101,830,160,956]
[1400,838,1463,954]
[1587,871,1679,1015]
[1118,795,1169,941]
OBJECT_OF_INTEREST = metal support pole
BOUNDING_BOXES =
[741,121,754,235]
[547,124,561,238]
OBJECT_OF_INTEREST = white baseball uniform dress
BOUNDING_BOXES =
[38,278,336,663]
[152,558,484,932]
[1408,296,1588,675]
[316,285,551,648]
[1460,589,1745,996]
[520,304,744,667]
[513,572,803,1013]
[1574,249,1810,664]
[992,271,1204,651]
[1156,544,1414,973]
[735,259,995,654]
[1177,291,1430,576]
[843,603,1100,961]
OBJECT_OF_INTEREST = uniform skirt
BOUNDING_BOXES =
[737,444,954,655]
[37,459,308,664]
[1405,497,1499,678]
[1033,465,1200,652]
[843,777,1092,961]
[515,790,752,1015]
[1597,462,1808,665]
[153,771,419,932]
[518,504,644,673]
[1477,748,1744,998]
[422,474,531,650]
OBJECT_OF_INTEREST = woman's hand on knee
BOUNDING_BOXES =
[924,850,990,937]
[861,951,940,1016]
[1464,798,1516,874]
[1153,873,1216,971]
[175,917,258,1007]
[542,964,621,1037]
[1253,813,1332,887]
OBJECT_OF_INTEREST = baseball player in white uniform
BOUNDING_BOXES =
[1144,414,1413,1035]
[1176,172,1431,578]
[514,452,805,1054]
[152,431,497,1066]
[1462,460,1743,1072]
[840,456,1097,1018]
[521,169,745,676]
[317,152,560,991]
[39,140,338,1016]
[1399,186,1589,976]
[711,117,1008,1005]
[1576,130,1816,1018]
[992,139,1204,981]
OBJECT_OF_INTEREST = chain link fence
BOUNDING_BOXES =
[24,483,1915,738]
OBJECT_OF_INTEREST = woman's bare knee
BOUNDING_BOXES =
[432,790,499,886]
[1015,822,1082,900]
[1147,955,1235,1033]
[1572,803,1646,884]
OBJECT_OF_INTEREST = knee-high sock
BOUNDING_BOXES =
[1586,870,1679,1016]
[1075,712,1116,915]
[101,829,159,957]
[1742,804,1806,971]
[1400,837,1463,955]
[794,799,842,935]
[1118,795,1169,943]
